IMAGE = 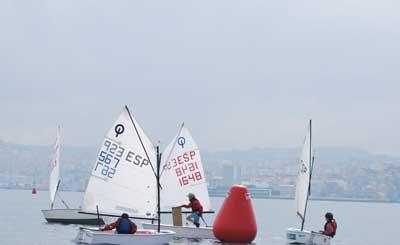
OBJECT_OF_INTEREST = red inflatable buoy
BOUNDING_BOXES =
[213,185,257,243]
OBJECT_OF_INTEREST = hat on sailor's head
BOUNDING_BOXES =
[325,212,333,220]
[187,193,195,200]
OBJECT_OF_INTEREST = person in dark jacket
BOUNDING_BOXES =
[101,213,137,234]
[179,193,203,228]
[322,212,337,238]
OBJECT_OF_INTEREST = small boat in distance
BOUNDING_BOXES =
[75,106,174,245]
[143,123,214,239]
[286,120,331,245]
[41,126,104,225]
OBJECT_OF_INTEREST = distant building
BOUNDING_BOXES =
[271,184,295,197]
[208,176,223,189]
[222,162,241,187]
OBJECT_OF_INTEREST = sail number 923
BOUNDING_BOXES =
[94,139,150,179]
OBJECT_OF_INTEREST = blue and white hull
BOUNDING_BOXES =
[286,228,331,245]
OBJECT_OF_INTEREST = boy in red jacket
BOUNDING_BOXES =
[322,212,337,238]
[179,193,203,228]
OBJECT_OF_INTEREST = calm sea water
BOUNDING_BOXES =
[0,189,398,245]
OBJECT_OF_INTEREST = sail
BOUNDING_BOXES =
[295,120,313,223]
[81,106,158,219]
[160,124,211,211]
[49,126,61,209]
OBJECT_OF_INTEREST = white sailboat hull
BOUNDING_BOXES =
[75,228,175,245]
[142,222,215,239]
[41,209,104,225]
[286,228,331,245]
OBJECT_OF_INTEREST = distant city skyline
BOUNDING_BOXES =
[1,0,399,155]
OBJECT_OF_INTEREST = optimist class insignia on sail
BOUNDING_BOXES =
[114,124,125,137]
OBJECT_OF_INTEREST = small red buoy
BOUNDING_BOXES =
[32,188,37,194]
[213,185,257,243]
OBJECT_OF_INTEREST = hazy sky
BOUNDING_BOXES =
[1,0,399,155]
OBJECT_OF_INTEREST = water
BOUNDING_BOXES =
[1,189,398,245]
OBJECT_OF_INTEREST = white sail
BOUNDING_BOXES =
[160,124,211,211]
[295,120,313,223]
[49,126,61,209]
[82,106,158,219]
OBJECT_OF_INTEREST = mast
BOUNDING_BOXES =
[301,119,312,231]
[156,146,161,233]
[51,180,61,209]
[126,106,159,224]
[126,105,161,230]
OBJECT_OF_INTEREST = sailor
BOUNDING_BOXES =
[322,212,337,238]
[178,193,203,228]
[101,213,137,234]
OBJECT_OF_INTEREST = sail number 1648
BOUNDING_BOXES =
[178,171,203,186]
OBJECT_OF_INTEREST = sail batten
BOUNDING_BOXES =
[160,124,211,212]
[81,107,158,219]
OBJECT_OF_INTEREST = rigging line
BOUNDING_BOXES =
[309,155,315,195]
[51,180,61,209]
[159,122,185,177]
[200,215,209,227]
[125,105,157,178]
[56,192,70,209]
[53,180,70,209]
[79,211,158,221]
[125,105,163,226]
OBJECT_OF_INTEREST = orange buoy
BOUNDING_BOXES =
[32,188,37,194]
[213,184,257,243]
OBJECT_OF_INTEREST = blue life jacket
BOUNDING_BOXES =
[116,218,131,234]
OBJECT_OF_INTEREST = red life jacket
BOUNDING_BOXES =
[190,198,203,214]
[324,219,337,237]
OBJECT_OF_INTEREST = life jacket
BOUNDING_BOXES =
[116,218,132,234]
[324,219,337,238]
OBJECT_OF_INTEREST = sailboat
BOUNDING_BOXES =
[142,123,215,239]
[41,126,104,225]
[286,120,331,245]
[75,106,174,245]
